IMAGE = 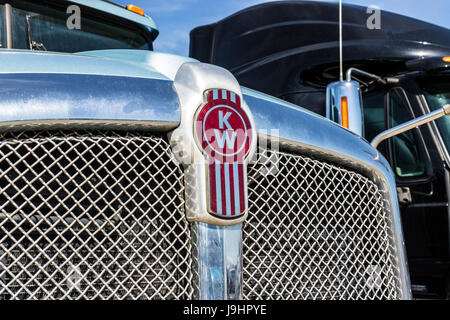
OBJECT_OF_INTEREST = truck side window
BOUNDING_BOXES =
[362,91,389,157]
[10,1,151,52]
[388,89,425,178]
[363,91,386,141]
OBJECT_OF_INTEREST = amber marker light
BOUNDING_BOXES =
[443,57,450,63]
[127,4,145,16]
[341,96,349,129]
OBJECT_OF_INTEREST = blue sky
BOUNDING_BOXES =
[115,0,450,56]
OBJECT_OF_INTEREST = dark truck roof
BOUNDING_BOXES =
[190,1,450,114]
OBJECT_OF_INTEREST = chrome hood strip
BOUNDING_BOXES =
[0,73,180,131]
[243,87,378,165]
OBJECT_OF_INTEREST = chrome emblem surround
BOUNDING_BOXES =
[169,62,256,226]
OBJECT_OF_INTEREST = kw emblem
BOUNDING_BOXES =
[195,89,253,219]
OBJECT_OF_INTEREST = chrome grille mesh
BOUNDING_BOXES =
[0,130,403,300]
[243,147,402,300]
[0,131,192,300]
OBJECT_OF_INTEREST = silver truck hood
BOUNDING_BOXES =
[0,49,378,163]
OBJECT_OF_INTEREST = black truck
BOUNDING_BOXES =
[190,1,450,299]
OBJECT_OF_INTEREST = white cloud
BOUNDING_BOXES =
[154,28,190,56]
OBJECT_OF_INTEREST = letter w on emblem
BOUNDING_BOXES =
[214,130,237,149]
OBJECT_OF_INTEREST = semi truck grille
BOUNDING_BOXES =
[243,147,402,300]
[0,131,192,300]
[0,130,403,300]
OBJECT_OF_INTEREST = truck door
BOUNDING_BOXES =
[363,87,448,297]
[364,87,432,202]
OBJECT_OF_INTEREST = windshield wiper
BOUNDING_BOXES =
[26,14,47,51]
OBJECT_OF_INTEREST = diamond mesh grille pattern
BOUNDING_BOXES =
[243,147,402,300]
[0,131,192,300]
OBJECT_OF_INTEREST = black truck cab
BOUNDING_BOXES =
[190,1,450,298]
[362,68,450,298]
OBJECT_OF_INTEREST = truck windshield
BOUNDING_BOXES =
[420,77,450,154]
[7,0,151,52]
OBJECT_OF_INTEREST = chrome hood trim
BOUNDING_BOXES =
[0,72,180,132]
[0,50,198,131]
[243,87,377,167]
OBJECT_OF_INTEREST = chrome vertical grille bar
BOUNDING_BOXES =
[192,222,243,300]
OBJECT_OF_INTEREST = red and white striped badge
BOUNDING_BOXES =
[195,89,253,219]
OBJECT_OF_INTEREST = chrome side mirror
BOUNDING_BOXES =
[326,80,364,136]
